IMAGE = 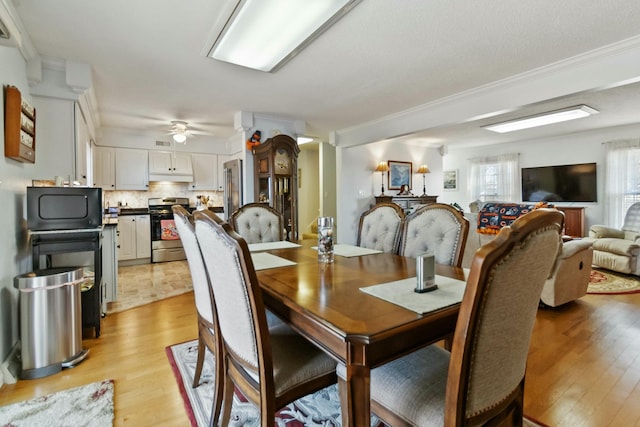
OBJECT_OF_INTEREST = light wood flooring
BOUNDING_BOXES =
[1,262,639,426]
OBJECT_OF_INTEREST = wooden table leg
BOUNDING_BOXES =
[338,362,371,427]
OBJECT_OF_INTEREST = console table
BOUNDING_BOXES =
[375,195,438,213]
[556,206,585,237]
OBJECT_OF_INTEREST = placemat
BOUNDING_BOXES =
[310,244,383,257]
[360,275,467,314]
[251,252,296,270]
[248,241,302,252]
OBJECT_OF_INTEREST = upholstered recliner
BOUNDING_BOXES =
[540,239,594,307]
[230,203,284,243]
[585,202,640,275]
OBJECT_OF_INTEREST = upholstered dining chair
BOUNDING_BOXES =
[172,205,224,423]
[359,208,563,426]
[357,202,406,253]
[398,203,470,267]
[230,202,284,243]
[193,209,337,427]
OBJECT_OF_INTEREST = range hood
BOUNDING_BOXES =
[148,173,194,183]
[148,150,194,183]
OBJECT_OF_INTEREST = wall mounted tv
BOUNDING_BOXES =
[521,162,597,203]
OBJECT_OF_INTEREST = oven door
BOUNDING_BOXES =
[150,212,186,262]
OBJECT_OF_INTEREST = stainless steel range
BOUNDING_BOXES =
[148,197,190,263]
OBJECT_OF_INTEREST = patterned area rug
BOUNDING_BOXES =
[166,340,546,427]
[588,269,640,295]
[107,261,192,313]
[0,379,114,426]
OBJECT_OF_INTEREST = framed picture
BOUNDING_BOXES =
[443,169,458,190]
[388,160,412,190]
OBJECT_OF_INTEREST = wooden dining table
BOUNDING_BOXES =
[254,241,467,426]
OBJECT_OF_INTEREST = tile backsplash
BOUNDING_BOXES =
[103,182,223,209]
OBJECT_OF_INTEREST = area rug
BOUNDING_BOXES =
[0,379,114,426]
[166,340,546,426]
[588,268,640,295]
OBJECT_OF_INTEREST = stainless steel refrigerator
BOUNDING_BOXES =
[223,159,243,219]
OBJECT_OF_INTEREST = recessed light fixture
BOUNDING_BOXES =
[483,105,599,133]
[206,0,361,72]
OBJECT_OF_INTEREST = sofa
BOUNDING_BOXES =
[463,203,593,307]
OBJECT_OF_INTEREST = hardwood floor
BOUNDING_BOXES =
[1,283,639,426]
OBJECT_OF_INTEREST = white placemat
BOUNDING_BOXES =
[310,244,383,257]
[248,241,301,252]
[360,275,467,314]
[251,252,296,270]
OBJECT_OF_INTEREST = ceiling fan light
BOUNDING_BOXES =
[173,133,187,144]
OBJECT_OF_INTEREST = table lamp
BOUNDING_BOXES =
[375,162,390,195]
[417,164,430,197]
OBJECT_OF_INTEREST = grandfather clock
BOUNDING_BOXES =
[253,134,300,240]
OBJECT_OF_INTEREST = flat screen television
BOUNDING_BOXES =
[521,163,597,203]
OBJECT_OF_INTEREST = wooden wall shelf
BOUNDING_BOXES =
[4,85,36,163]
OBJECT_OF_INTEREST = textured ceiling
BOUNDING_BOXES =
[10,0,640,148]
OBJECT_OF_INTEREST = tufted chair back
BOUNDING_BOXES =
[398,203,469,266]
[230,203,284,243]
[357,202,405,253]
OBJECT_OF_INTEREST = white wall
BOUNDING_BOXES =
[337,141,441,244]
[442,123,640,231]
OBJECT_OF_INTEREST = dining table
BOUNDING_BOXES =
[253,240,467,426]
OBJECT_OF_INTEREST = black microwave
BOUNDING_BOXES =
[27,187,103,231]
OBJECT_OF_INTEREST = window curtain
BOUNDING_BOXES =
[604,138,640,228]
[468,153,519,203]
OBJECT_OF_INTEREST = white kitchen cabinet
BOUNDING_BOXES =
[115,148,149,190]
[148,151,193,181]
[117,215,150,262]
[75,103,91,185]
[102,225,118,312]
[190,153,218,190]
[93,146,116,189]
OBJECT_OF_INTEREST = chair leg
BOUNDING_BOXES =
[210,339,224,427]
[192,331,205,388]
[216,370,234,427]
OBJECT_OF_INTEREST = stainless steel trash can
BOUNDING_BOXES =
[14,267,89,379]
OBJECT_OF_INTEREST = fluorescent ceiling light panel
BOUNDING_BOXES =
[297,136,314,145]
[208,0,360,72]
[483,105,599,133]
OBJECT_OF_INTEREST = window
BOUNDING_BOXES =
[604,139,640,228]
[468,153,519,203]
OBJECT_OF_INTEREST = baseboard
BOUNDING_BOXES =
[1,341,21,385]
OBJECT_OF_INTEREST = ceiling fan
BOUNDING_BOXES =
[170,120,191,143]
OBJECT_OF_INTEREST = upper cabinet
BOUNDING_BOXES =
[93,146,116,189]
[74,103,91,184]
[115,148,149,190]
[190,153,218,191]
[4,85,36,163]
[148,151,193,182]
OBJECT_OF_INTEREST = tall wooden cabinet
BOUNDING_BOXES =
[253,135,300,240]
[4,85,36,163]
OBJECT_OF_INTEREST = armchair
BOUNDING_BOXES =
[540,239,593,307]
[586,202,640,275]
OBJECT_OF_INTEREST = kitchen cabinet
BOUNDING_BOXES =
[115,148,149,190]
[217,154,230,191]
[74,103,90,185]
[117,215,150,262]
[4,85,36,163]
[93,146,116,189]
[190,153,218,190]
[148,151,193,181]
[101,224,118,312]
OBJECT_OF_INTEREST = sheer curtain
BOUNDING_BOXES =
[468,153,519,202]
[604,138,640,228]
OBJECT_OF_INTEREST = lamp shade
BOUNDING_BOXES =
[375,162,389,172]
[417,164,430,174]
